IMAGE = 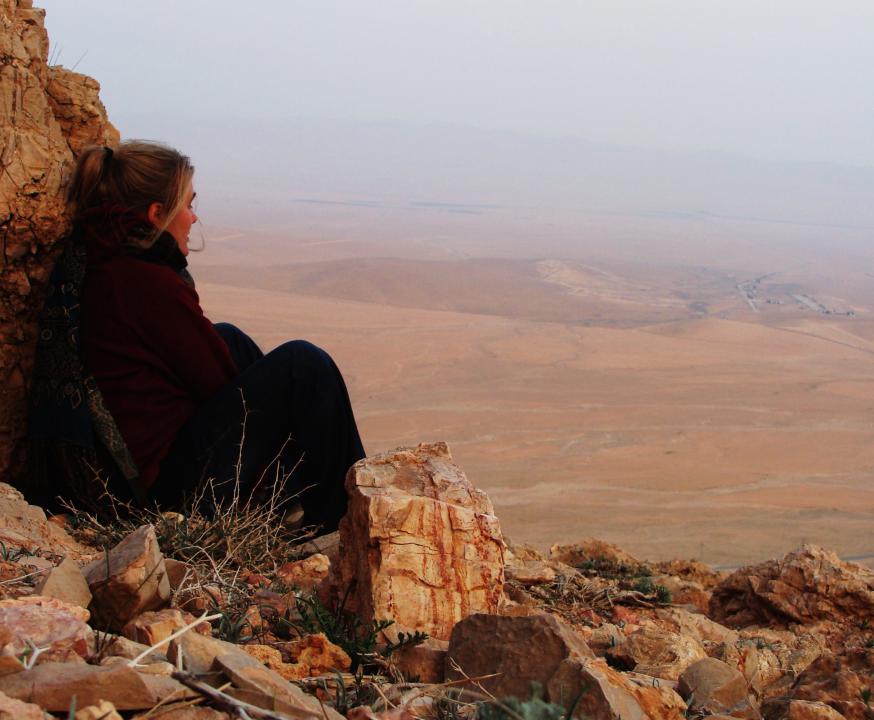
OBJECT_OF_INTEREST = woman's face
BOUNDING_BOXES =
[165,184,198,255]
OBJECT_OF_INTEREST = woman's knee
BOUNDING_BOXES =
[214,323,264,369]
[276,339,335,368]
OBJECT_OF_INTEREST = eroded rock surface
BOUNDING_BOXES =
[332,442,506,641]
[0,0,118,482]
[710,544,874,628]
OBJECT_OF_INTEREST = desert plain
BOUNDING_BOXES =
[192,200,874,568]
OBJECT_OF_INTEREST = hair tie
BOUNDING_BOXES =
[102,146,114,175]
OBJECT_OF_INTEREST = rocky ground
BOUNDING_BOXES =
[0,442,871,720]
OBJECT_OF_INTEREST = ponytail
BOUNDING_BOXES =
[66,140,194,247]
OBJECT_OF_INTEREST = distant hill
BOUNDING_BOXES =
[120,112,874,233]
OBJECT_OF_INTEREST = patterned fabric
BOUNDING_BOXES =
[27,216,189,510]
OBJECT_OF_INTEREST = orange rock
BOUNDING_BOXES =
[549,538,642,572]
[0,689,47,719]
[0,487,93,564]
[612,605,641,626]
[0,595,91,660]
[241,643,283,667]
[607,628,707,680]
[710,544,874,628]
[122,609,193,646]
[75,700,123,720]
[0,662,192,711]
[447,613,594,700]
[548,658,687,719]
[678,658,761,718]
[284,633,351,675]
[276,553,331,592]
[652,559,725,590]
[33,557,92,609]
[392,639,447,683]
[785,648,874,718]
[331,442,506,641]
[82,525,171,631]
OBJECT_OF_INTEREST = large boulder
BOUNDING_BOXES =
[331,442,505,641]
[678,657,761,719]
[712,630,824,701]
[0,0,118,482]
[710,544,874,628]
[547,658,687,720]
[445,613,594,699]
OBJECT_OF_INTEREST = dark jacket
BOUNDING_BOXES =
[80,224,237,489]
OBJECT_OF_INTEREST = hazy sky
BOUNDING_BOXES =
[38,1,874,168]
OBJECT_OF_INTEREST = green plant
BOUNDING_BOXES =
[213,607,253,644]
[292,589,427,672]
[0,540,35,563]
[479,683,586,720]
[633,576,655,595]
[655,584,672,605]
[575,556,649,580]
[861,687,872,707]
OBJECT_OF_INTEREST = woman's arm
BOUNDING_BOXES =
[132,266,238,401]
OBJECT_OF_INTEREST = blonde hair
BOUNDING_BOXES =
[67,140,194,247]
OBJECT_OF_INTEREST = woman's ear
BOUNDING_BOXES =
[147,201,165,227]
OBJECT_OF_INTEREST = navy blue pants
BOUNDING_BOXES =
[153,324,365,532]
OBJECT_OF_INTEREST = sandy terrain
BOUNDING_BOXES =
[192,210,874,568]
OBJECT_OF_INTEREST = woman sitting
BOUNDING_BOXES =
[28,140,365,531]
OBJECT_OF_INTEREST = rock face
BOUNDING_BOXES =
[710,544,874,627]
[446,613,594,700]
[0,0,118,483]
[82,524,171,630]
[332,442,506,641]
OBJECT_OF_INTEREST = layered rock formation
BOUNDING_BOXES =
[710,544,874,628]
[0,0,118,483]
[331,442,506,641]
